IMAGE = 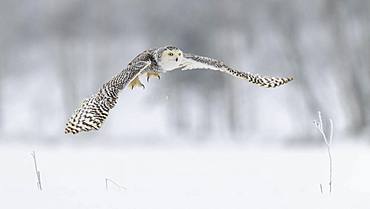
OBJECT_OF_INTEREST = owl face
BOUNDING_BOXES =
[158,46,183,71]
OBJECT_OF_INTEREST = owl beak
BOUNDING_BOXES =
[175,57,179,62]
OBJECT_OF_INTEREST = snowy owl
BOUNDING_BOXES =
[65,46,293,134]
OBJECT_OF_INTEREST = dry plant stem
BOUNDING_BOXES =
[31,151,42,191]
[314,112,333,194]
[328,119,333,193]
[326,140,333,193]
[105,178,126,191]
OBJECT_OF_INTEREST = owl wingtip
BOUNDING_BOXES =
[64,127,71,134]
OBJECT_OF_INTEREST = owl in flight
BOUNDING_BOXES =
[65,46,293,134]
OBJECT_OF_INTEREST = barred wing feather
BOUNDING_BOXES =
[64,61,150,134]
[181,53,293,88]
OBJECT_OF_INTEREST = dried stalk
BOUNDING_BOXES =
[314,111,334,194]
[31,151,42,191]
[105,178,126,191]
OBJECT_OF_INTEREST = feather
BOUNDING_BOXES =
[180,53,293,88]
[64,61,151,134]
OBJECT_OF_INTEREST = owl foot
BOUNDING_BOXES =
[146,71,161,82]
[129,77,145,90]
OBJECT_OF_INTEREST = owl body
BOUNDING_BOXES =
[64,46,293,134]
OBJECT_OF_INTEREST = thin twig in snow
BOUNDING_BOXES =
[105,178,126,191]
[31,151,42,191]
[314,111,334,194]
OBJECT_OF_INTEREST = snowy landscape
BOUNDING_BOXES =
[1,144,370,209]
[1,0,370,208]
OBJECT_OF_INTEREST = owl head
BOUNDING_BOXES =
[156,46,183,71]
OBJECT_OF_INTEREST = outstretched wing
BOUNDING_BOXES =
[64,60,151,134]
[180,53,293,88]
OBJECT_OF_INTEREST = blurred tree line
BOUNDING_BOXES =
[0,0,369,143]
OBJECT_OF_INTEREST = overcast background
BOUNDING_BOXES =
[0,0,369,146]
[1,1,370,209]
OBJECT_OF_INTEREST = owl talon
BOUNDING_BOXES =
[129,77,145,90]
[146,71,161,82]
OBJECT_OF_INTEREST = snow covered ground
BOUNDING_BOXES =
[0,143,369,209]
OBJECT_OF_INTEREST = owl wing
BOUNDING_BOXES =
[64,60,151,134]
[179,53,293,88]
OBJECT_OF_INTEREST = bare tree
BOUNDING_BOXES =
[323,0,368,133]
[0,47,4,130]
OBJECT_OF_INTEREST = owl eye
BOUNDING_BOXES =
[168,52,174,56]
[178,53,181,56]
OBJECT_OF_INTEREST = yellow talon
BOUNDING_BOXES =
[129,77,145,90]
[146,71,161,82]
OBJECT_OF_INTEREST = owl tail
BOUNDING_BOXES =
[226,68,293,88]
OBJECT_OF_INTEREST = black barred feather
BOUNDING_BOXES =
[182,53,293,88]
[65,61,151,134]
[226,68,293,88]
